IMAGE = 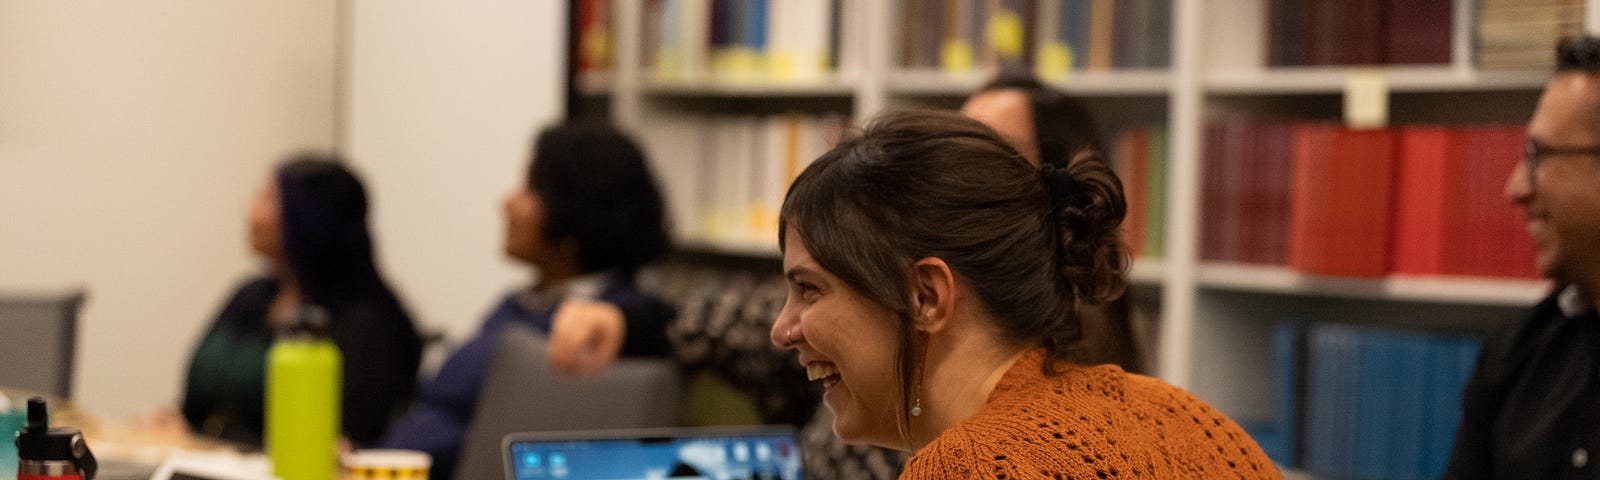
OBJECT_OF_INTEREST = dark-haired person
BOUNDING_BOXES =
[1442,36,1600,479]
[179,156,424,448]
[770,110,1278,478]
[380,123,675,477]
[962,74,1144,373]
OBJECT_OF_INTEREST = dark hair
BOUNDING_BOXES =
[779,110,1127,432]
[1558,35,1600,72]
[278,155,387,304]
[528,122,670,275]
[274,154,421,444]
[975,74,1143,373]
[976,74,1106,165]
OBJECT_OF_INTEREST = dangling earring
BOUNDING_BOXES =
[910,332,927,418]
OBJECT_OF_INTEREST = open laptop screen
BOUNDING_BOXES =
[504,426,801,480]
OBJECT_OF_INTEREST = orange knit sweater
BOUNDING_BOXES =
[901,350,1281,479]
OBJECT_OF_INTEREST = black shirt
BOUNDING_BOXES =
[1444,287,1600,480]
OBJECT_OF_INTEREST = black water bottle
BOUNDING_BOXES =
[15,397,96,480]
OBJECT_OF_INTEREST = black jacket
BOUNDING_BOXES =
[1443,288,1600,479]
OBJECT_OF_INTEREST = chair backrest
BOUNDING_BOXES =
[453,325,680,480]
[0,290,86,398]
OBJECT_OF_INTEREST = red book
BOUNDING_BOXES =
[1289,127,1395,278]
[1116,128,1151,258]
[1335,0,1385,65]
[1389,127,1454,274]
[1201,122,1229,262]
[1447,126,1538,278]
[1384,0,1452,64]
[1210,118,1256,262]
[1303,1,1332,65]
[1255,122,1298,265]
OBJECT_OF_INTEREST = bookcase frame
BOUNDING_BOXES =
[592,0,1586,430]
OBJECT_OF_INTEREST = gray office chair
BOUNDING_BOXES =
[453,325,680,480]
[0,290,86,398]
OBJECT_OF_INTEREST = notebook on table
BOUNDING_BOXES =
[502,426,801,480]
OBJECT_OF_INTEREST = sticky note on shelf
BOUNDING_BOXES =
[1344,70,1389,129]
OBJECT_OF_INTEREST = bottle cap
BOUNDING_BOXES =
[15,397,98,479]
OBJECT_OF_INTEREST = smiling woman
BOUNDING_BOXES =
[769,110,1280,478]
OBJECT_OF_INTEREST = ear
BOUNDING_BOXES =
[909,257,957,334]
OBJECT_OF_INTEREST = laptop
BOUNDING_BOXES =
[502,426,802,480]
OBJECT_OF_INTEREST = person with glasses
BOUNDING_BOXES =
[1443,36,1600,479]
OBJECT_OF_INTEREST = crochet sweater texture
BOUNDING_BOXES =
[902,350,1281,479]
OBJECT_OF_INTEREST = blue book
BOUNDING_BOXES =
[742,0,767,51]
[1268,323,1302,466]
[1307,324,1360,476]
[1391,333,1430,480]
[1427,337,1481,477]
[1353,330,1392,479]
[1062,0,1091,70]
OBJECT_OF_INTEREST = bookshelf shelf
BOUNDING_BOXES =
[1204,67,1551,94]
[1128,258,1165,286]
[641,79,856,98]
[889,69,1173,97]
[1197,261,1550,306]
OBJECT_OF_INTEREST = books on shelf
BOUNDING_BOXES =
[896,0,1171,81]
[1201,117,1295,266]
[1253,323,1480,479]
[1111,124,1168,259]
[1267,0,1452,67]
[1202,119,1538,280]
[1476,0,1587,70]
[649,0,857,84]
[639,112,849,249]
[1390,126,1538,278]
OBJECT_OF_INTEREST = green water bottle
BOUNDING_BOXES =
[267,304,342,480]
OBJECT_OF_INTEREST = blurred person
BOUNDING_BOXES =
[179,155,423,448]
[1443,36,1600,479]
[380,122,675,477]
[771,109,1276,478]
[962,74,1145,373]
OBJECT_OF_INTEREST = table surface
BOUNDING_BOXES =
[3,387,249,480]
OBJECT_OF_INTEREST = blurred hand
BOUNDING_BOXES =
[547,299,626,376]
[132,406,193,439]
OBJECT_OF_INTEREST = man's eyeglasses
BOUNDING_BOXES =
[1523,140,1600,190]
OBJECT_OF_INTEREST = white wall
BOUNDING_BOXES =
[343,1,567,341]
[0,1,338,417]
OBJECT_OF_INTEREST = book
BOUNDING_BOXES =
[1115,127,1150,258]
[1384,0,1452,64]
[1390,127,1455,275]
[1145,126,1168,258]
[1288,127,1395,278]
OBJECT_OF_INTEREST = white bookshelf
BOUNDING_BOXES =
[600,0,1582,453]
[1204,67,1551,94]
[1128,258,1166,286]
[1197,262,1551,306]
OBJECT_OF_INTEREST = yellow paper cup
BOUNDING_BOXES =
[341,449,431,480]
